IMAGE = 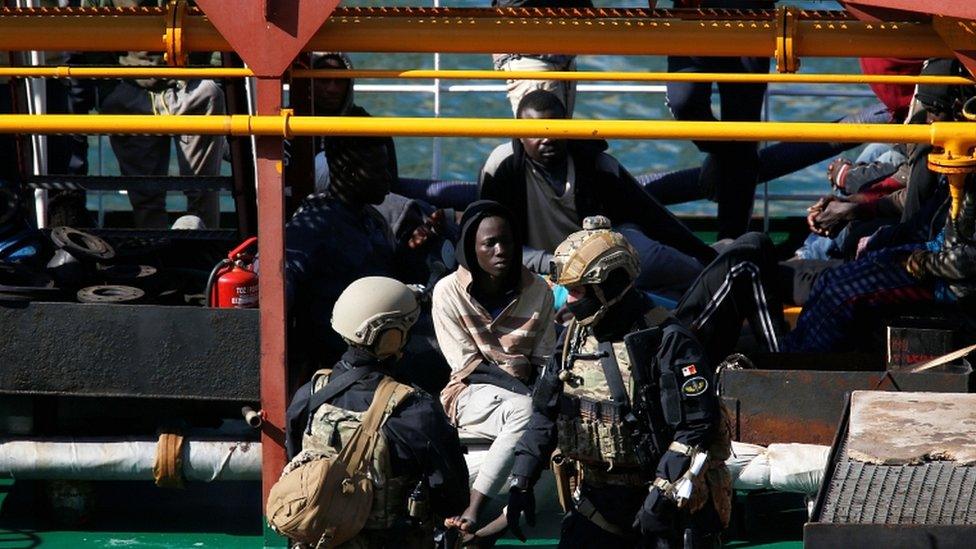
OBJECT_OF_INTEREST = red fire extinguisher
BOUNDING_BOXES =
[207,237,259,308]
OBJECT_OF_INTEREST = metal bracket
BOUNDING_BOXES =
[928,147,976,219]
[774,6,800,74]
[164,0,188,67]
[279,108,294,139]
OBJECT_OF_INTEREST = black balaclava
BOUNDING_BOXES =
[455,200,523,293]
[566,268,637,335]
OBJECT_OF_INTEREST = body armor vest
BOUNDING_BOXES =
[556,321,646,471]
[303,371,413,530]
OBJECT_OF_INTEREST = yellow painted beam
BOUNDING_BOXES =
[0,11,954,60]
[311,15,951,59]
[295,69,975,86]
[0,67,253,79]
[0,114,969,147]
[0,66,972,87]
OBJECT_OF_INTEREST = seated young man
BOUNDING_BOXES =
[284,137,453,395]
[432,201,555,538]
[479,89,716,300]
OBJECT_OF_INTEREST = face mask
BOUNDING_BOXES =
[566,292,603,325]
[373,329,406,359]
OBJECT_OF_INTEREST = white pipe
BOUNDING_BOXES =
[727,441,830,496]
[0,439,261,481]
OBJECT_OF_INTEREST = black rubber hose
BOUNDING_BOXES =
[205,259,231,307]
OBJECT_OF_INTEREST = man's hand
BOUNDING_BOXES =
[905,249,929,279]
[407,209,445,249]
[826,157,853,193]
[856,236,873,259]
[815,199,857,237]
[506,483,536,542]
[806,196,833,235]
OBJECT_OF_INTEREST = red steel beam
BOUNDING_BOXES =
[254,76,287,519]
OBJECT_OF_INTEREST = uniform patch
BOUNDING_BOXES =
[681,364,697,377]
[681,376,708,397]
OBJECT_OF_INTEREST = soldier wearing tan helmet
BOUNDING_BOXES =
[284,276,470,548]
[506,217,731,548]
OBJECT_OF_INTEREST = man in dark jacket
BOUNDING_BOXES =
[479,90,716,300]
[785,171,976,353]
[284,276,469,547]
[505,217,730,548]
[283,137,453,395]
[286,52,399,195]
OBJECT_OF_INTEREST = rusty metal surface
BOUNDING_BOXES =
[845,1,976,21]
[0,302,259,401]
[251,76,288,509]
[721,361,972,446]
[805,389,976,548]
[805,524,976,548]
[821,461,976,524]
[195,0,339,77]
[0,6,856,20]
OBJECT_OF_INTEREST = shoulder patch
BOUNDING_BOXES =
[681,376,708,397]
[680,364,697,377]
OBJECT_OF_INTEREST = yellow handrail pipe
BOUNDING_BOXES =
[294,69,976,86]
[0,114,968,144]
[2,67,974,87]
[0,10,955,61]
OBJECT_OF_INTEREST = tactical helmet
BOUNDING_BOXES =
[550,216,640,288]
[332,277,420,354]
[551,216,640,326]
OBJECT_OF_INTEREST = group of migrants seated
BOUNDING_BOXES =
[282,204,788,547]
[275,54,976,546]
[783,57,976,352]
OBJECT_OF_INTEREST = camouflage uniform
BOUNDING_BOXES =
[285,349,470,548]
[509,218,730,548]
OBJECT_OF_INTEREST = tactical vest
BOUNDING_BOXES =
[556,320,648,471]
[303,371,414,530]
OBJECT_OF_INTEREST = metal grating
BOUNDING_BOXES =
[821,457,976,525]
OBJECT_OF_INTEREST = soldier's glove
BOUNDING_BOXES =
[633,487,675,537]
[506,477,536,543]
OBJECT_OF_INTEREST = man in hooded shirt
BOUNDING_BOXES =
[432,200,555,538]
[479,90,717,300]
[285,52,399,195]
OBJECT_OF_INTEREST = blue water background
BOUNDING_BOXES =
[90,0,877,219]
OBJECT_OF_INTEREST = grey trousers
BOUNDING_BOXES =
[101,79,225,229]
[494,55,577,118]
[456,384,533,497]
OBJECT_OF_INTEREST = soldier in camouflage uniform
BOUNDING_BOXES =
[506,217,731,548]
[284,277,469,548]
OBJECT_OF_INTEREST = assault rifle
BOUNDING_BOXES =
[623,326,671,472]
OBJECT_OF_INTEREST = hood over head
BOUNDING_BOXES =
[310,52,355,115]
[456,200,522,291]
